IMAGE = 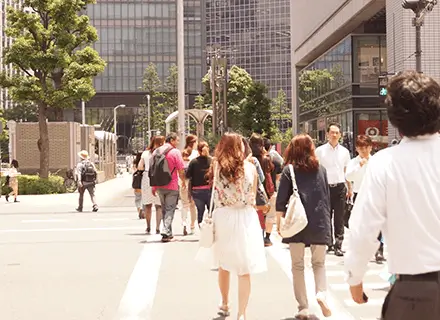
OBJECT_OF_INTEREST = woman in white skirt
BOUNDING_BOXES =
[138,135,164,234]
[206,133,267,320]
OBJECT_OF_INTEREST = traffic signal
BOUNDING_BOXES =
[402,0,424,12]
[378,75,388,97]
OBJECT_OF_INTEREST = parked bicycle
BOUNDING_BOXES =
[64,168,78,193]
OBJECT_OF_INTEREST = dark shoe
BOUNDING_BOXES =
[327,245,334,253]
[76,207,83,212]
[5,195,9,202]
[156,229,160,234]
[146,227,151,234]
[334,248,344,257]
[14,199,19,203]
[375,245,386,264]
[161,235,174,242]
[264,238,273,247]
[183,226,188,236]
[92,206,98,212]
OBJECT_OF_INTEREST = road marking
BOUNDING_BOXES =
[330,282,390,291]
[0,226,141,233]
[21,219,68,223]
[267,242,356,320]
[92,218,130,221]
[326,269,380,277]
[344,298,384,307]
[115,243,164,320]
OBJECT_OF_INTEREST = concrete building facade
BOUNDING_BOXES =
[291,0,440,154]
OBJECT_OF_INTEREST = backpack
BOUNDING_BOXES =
[82,160,97,184]
[148,146,174,187]
[264,172,275,198]
[132,170,144,189]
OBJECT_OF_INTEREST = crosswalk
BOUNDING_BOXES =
[0,206,389,320]
[268,230,388,320]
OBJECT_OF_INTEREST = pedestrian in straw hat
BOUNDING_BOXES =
[75,150,98,212]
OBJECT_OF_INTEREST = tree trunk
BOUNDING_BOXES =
[38,104,50,178]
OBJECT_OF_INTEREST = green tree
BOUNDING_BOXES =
[0,0,106,178]
[1,103,38,122]
[271,89,290,120]
[241,82,275,137]
[0,117,8,162]
[139,62,165,141]
[201,65,253,132]
[298,65,347,118]
[163,64,178,116]
[193,94,205,109]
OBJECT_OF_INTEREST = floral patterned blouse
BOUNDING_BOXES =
[214,161,256,208]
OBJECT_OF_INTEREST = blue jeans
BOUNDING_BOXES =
[192,189,212,224]
[157,189,179,237]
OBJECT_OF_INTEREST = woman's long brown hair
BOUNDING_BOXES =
[207,133,245,184]
[182,134,197,159]
[284,134,319,172]
[147,136,165,153]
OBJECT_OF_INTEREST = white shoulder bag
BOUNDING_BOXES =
[279,164,308,238]
[199,161,217,248]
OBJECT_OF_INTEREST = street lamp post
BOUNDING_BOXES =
[113,104,126,138]
[177,0,186,149]
[146,94,151,142]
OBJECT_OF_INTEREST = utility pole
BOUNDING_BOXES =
[402,0,438,73]
[206,45,231,136]
[177,0,185,149]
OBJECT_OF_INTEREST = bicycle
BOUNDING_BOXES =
[64,168,78,193]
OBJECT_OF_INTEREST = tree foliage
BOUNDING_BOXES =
[241,82,275,137]
[1,103,38,122]
[138,62,166,141]
[0,0,106,178]
[298,65,348,119]
[0,117,8,162]
[163,64,178,116]
[271,89,290,120]
[202,65,253,132]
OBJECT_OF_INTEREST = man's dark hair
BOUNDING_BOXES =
[166,132,178,143]
[263,137,271,151]
[386,71,440,137]
[327,122,341,133]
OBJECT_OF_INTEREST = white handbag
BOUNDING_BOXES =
[279,164,308,238]
[199,161,217,248]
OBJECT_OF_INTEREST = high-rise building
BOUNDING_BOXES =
[291,0,440,154]
[71,0,205,150]
[205,0,291,130]
[0,0,22,110]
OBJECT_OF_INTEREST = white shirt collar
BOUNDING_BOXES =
[400,133,439,144]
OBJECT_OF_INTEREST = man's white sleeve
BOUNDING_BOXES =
[344,155,387,286]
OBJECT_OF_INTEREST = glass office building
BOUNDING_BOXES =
[298,34,388,154]
[205,0,291,130]
[72,0,205,152]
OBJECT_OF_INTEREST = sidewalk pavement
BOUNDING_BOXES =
[0,174,133,214]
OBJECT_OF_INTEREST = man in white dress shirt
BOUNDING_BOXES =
[345,71,440,319]
[346,135,385,263]
[316,123,352,257]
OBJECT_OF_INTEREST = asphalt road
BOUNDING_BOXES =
[0,175,388,320]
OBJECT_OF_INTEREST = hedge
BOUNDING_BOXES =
[1,174,66,195]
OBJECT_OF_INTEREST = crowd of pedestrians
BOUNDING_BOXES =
[129,70,440,320]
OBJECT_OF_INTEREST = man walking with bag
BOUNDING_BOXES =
[345,71,440,319]
[76,150,98,212]
[150,133,186,242]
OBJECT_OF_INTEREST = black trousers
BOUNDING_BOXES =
[381,272,440,319]
[329,183,346,249]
